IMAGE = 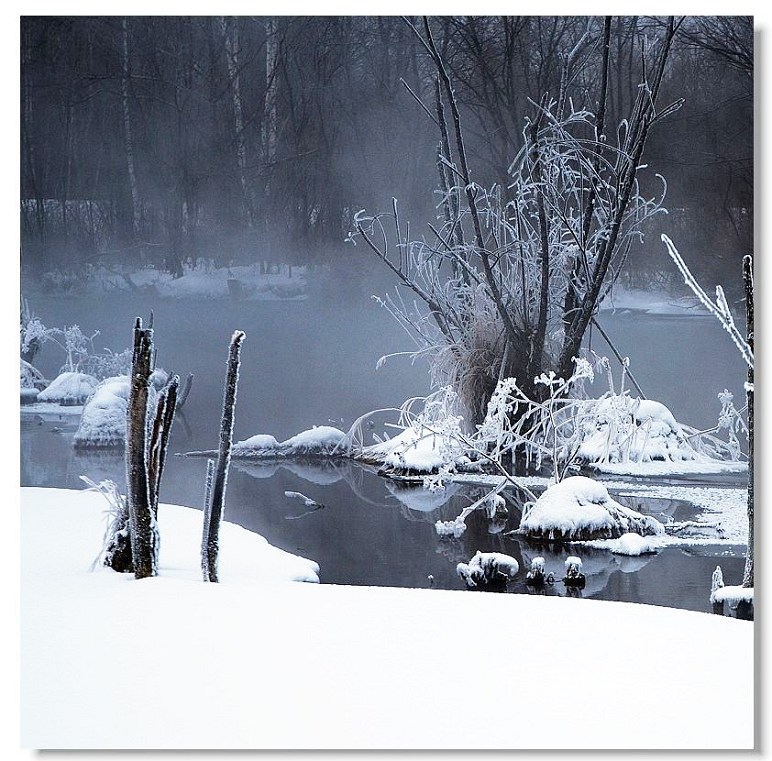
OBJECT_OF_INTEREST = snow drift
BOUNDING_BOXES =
[231,425,346,458]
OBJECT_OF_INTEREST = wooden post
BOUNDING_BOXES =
[125,318,157,579]
[203,331,246,582]
[201,458,215,581]
[742,255,754,588]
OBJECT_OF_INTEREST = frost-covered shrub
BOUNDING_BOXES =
[577,394,694,464]
[518,476,664,542]
[20,358,46,390]
[79,348,133,381]
[351,386,477,477]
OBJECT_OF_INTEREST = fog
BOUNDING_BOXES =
[21,16,752,293]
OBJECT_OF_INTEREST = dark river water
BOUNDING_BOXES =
[20,267,749,614]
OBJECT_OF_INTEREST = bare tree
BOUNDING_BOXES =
[352,17,678,436]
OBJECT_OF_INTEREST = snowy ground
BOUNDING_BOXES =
[45,262,309,301]
[599,284,709,315]
[19,402,83,418]
[18,486,753,750]
[588,460,747,477]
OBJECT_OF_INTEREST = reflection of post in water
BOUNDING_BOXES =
[72,447,126,489]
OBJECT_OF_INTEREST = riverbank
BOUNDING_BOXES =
[19,486,753,749]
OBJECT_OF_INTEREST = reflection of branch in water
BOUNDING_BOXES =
[284,504,327,520]
[232,457,388,508]
[283,490,327,520]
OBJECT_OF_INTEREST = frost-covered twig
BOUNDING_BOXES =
[661,234,753,368]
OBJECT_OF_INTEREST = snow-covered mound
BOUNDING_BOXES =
[22,487,319,586]
[37,371,98,405]
[72,372,168,448]
[357,424,474,475]
[597,532,660,556]
[519,476,665,542]
[232,426,346,458]
[73,376,130,448]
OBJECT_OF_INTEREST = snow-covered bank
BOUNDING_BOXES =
[22,487,319,584]
[21,486,753,749]
[589,460,748,477]
[36,262,309,300]
[599,284,709,315]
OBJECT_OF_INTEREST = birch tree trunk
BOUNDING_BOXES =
[202,331,246,583]
[263,18,279,170]
[219,17,254,228]
[121,18,140,238]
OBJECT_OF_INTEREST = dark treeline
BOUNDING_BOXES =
[21,16,751,291]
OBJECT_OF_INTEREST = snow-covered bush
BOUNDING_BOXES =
[518,476,664,542]
[476,355,743,474]
[79,348,133,381]
[350,386,477,478]
[20,359,47,390]
[577,394,696,465]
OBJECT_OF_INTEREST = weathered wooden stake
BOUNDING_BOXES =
[742,254,754,588]
[201,458,215,581]
[126,318,157,579]
[203,330,246,582]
